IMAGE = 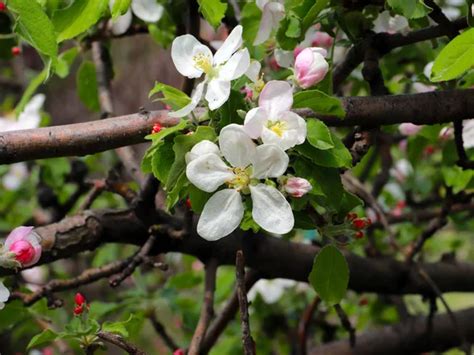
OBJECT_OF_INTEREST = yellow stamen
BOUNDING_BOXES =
[226,167,251,191]
[193,52,213,74]
[267,120,288,138]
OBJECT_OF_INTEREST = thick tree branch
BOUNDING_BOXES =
[3,210,474,296]
[1,90,473,164]
[309,306,474,355]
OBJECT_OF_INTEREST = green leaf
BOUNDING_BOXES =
[293,90,345,118]
[188,184,211,213]
[277,16,301,50]
[197,0,228,29]
[301,0,329,32]
[27,329,59,349]
[165,126,217,191]
[148,82,191,110]
[76,60,100,112]
[306,119,334,150]
[148,23,175,48]
[102,315,138,338]
[387,0,431,19]
[442,166,474,194]
[52,0,108,42]
[296,132,352,168]
[308,245,349,305]
[240,2,260,44]
[431,28,474,82]
[151,141,175,183]
[111,0,131,19]
[285,13,301,38]
[166,171,188,210]
[14,68,48,116]
[8,0,58,57]
[55,47,79,78]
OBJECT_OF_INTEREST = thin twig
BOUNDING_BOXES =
[148,313,180,351]
[188,258,218,355]
[235,251,256,355]
[109,234,157,287]
[297,296,321,355]
[97,331,146,355]
[334,304,356,347]
[10,258,132,306]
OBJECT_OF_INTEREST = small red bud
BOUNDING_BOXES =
[173,349,185,355]
[366,218,372,226]
[355,230,364,239]
[352,219,366,229]
[346,212,357,221]
[424,145,435,155]
[185,197,192,209]
[11,46,21,56]
[358,297,368,306]
[396,200,406,209]
[0,2,6,11]
[151,123,162,134]
[73,305,83,316]
[75,292,86,306]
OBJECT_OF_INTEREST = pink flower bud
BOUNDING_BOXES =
[284,177,312,198]
[294,47,329,89]
[398,123,422,136]
[4,226,42,267]
[311,31,333,49]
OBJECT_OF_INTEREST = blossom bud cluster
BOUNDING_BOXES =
[346,213,372,239]
[74,292,88,316]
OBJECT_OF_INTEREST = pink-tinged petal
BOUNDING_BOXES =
[295,48,329,89]
[258,81,293,118]
[4,226,34,250]
[243,107,268,139]
[284,177,312,198]
[213,25,243,65]
[398,123,422,136]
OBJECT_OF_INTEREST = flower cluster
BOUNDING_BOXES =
[346,213,372,239]
[74,292,88,316]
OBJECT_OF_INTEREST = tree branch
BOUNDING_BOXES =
[97,331,145,355]
[1,90,473,164]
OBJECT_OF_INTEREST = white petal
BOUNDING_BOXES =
[274,48,294,68]
[243,107,267,139]
[246,60,261,83]
[251,144,289,179]
[169,81,204,117]
[219,124,256,168]
[111,9,133,35]
[186,153,234,193]
[258,80,293,119]
[185,140,220,164]
[256,0,270,10]
[218,48,250,81]
[197,189,244,241]
[254,2,275,45]
[17,94,45,130]
[250,184,294,234]
[463,119,474,149]
[0,282,9,303]
[213,25,243,65]
[205,79,231,110]
[171,35,210,78]
[261,111,307,150]
[132,0,164,23]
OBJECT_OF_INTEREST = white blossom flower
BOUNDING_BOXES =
[248,278,296,304]
[463,119,474,149]
[170,25,250,116]
[109,0,164,35]
[254,0,285,45]
[243,80,306,150]
[0,281,9,310]
[373,11,409,34]
[186,124,294,241]
[2,163,28,191]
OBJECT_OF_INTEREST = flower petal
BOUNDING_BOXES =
[463,119,474,149]
[213,25,243,65]
[259,80,293,119]
[243,107,267,139]
[4,226,34,250]
[274,48,294,68]
[169,81,204,117]
[110,8,133,35]
[254,2,284,45]
[251,144,289,179]
[205,79,231,110]
[186,153,234,193]
[197,189,244,241]
[171,35,210,78]
[185,140,220,164]
[219,124,256,168]
[17,94,45,131]
[0,281,9,303]
[218,48,250,81]
[24,231,42,267]
[131,0,164,23]
[246,60,261,83]
[250,184,294,234]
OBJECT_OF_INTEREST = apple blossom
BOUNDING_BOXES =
[398,123,422,136]
[299,25,334,50]
[170,25,250,116]
[254,0,285,45]
[1,226,42,268]
[2,163,28,191]
[109,0,164,35]
[283,177,312,198]
[373,11,409,34]
[248,278,296,304]
[243,81,306,150]
[0,281,9,310]
[186,124,294,241]
[294,47,329,89]
[463,119,474,149]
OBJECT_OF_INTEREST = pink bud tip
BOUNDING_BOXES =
[284,177,312,198]
[75,292,86,306]
[9,240,35,264]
